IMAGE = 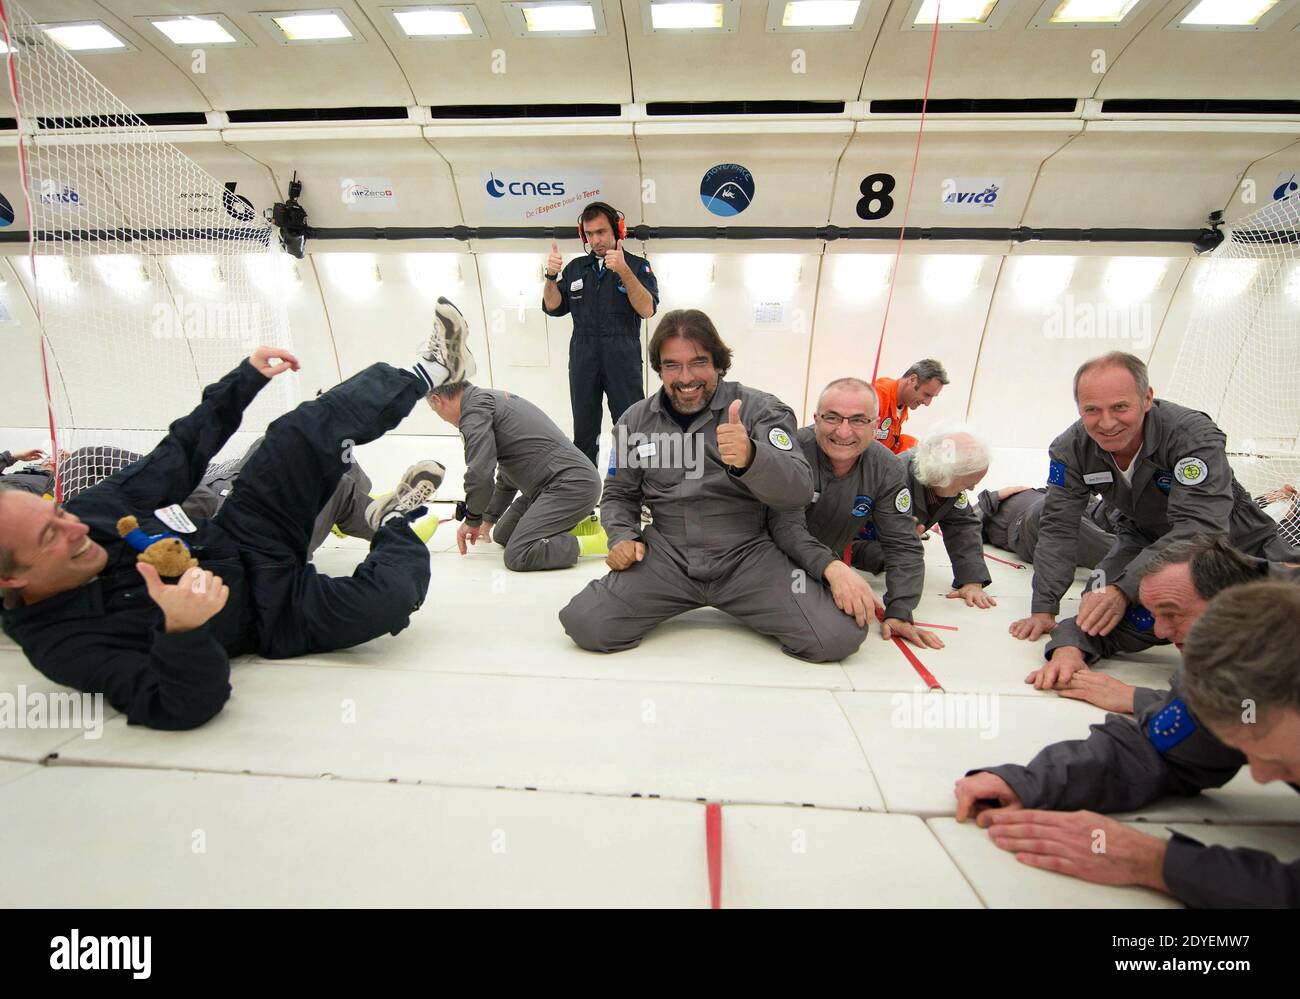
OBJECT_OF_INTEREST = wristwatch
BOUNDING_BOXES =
[545,272,559,281]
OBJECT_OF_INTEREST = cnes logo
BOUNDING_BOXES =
[50,930,151,979]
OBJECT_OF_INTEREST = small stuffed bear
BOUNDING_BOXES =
[116,515,199,578]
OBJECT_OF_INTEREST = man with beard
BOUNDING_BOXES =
[559,309,865,662]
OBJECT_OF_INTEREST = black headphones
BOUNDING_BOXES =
[578,201,627,247]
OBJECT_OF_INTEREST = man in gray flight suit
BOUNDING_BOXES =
[427,382,605,571]
[559,309,865,663]
[956,572,1300,908]
[849,429,998,610]
[766,377,940,649]
[1011,351,1297,689]
[974,486,1118,569]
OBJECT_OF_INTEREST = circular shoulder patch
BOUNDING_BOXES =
[768,427,793,451]
[1174,456,1209,486]
[954,490,968,510]
[852,495,874,518]
[895,488,913,514]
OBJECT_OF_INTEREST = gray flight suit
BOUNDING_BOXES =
[1033,399,1298,664]
[850,454,993,592]
[973,666,1300,908]
[974,487,1117,569]
[559,380,865,663]
[767,427,925,622]
[459,384,601,572]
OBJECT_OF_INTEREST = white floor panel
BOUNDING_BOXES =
[56,665,885,810]
[0,652,118,762]
[0,766,711,907]
[722,806,982,908]
[295,546,856,691]
[836,690,1105,816]
[0,760,39,786]
[927,818,1182,909]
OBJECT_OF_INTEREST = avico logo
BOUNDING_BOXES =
[485,172,566,198]
[1275,171,1298,202]
[0,190,13,227]
[223,181,255,222]
[700,163,754,217]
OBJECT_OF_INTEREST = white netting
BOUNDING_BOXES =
[1166,192,1300,549]
[2,1,297,500]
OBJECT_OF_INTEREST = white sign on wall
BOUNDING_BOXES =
[482,171,606,224]
[340,177,397,213]
[940,178,1002,213]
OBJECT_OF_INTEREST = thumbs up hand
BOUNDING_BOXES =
[605,238,628,277]
[716,398,754,469]
[547,241,563,278]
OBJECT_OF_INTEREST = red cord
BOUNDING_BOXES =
[869,5,942,383]
[705,803,722,910]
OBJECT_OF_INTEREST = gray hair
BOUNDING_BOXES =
[817,377,878,417]
[910,426,990,488]
[1073,351,1149,403]
[1182,582,1300,728]
[1138,534,1263,599]
[902,359,949,386]
[428,379,470,401]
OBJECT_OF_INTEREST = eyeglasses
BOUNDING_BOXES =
[816,412,874,428]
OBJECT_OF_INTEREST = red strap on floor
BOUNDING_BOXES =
[913,620,959,632]
[706,802,722,910]
[984,552,1025,570]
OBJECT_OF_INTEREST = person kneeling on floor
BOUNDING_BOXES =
[427,376,607,571]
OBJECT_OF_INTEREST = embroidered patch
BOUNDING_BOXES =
[852,495,874,518]
[1153,469,1173,493]
[874,416,892,441]
[607,447,618,478]
[768,427,793,451]
[954,491,969,510]
[1174,456,1209,486]
[570,278,584,292]
[1125,604,1155,632]
[895,488,913,514]
[1148,698,1198,753]
[856,521,877,542]
[1048,459,1067,488]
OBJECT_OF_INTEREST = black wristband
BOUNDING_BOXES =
[545,272,559,281]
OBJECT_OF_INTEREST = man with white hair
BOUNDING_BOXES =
[850,427,997,609]
[1009,351,1295,690]
[767,377,941,649]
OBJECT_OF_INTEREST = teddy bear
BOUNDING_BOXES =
[116,516,199,578]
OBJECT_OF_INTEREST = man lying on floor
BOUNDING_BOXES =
[973,485,1118,570]
[956,581,1300,908]
[0,298,474,730]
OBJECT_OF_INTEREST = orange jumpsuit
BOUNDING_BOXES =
[873,377,918,455]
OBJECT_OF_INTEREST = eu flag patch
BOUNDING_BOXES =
[1148,698,1197,752]
[1126,604,1155,631]
[606,447,618,478]
[856,522,877,542]
[1048,459,1067,488]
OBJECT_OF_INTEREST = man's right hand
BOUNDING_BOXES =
[824,560,880,628]
[954,772,1023,824]
[13,448,46,462]
[547,241,563,277]
[138,563,229,635]
[1026,647,1087,690]
[1058,669,1137,714]
[1009,612,1056,640]
[606,540,646,571]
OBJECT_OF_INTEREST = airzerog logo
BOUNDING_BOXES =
[485,172,567,198]
[50,931,151,979]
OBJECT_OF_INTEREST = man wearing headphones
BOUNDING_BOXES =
[543,201,659,467]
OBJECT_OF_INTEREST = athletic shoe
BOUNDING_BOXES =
[413,297,476,389]
[570,513,602,537]
[366,461,446,530]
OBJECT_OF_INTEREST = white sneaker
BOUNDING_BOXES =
[366,460,446,530]
[415,297,476,388]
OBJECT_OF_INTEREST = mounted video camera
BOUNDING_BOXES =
[270,172,312,259]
